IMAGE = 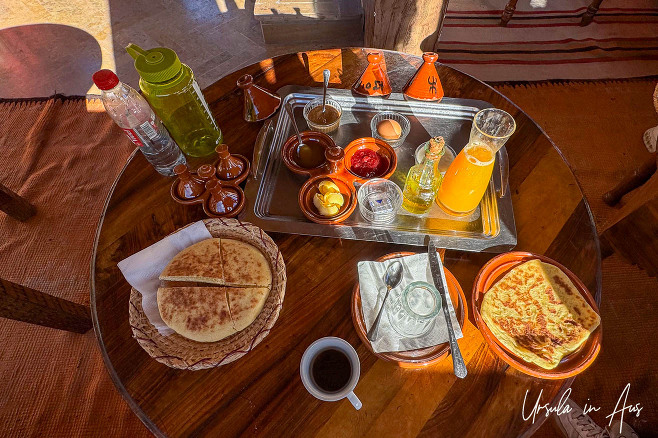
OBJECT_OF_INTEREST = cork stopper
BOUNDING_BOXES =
[426,136,445,158]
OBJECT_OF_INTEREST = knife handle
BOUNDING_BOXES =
[444,306,467,379]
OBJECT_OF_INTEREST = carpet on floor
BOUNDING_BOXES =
[0,96,135,306]
[440,0,658,81]
[0,78,657,437]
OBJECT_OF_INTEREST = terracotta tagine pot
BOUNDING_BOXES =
[403,52,444,101]
[352,52,392,97]
[237,74,282,122]
[213,144,250,185]
[204,179,245,218]
[171,163,205,203]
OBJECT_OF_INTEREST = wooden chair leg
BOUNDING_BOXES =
[581,0,604,26]
[0,182,36,222]
[0,277,92,333]
[500,0,519,26]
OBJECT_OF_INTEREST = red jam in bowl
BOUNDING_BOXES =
[349,148,390,178]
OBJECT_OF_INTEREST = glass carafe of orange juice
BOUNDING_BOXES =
[437,108,515,215]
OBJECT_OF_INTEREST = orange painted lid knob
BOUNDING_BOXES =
[352,52,392,97]
[404,52,444,101]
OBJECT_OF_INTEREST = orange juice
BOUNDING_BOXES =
[436,142,495,214]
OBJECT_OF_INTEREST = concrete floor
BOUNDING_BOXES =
[0,0,362,98]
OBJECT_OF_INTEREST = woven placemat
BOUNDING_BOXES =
[128,218,286,370]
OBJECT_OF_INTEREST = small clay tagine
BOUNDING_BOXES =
[205,179,245,218]
[352,52,392,97]
[403,52,444,101]
[172,163,205,203]
[214,144,250,185]
[237,74,282,122]
[196,164,219,184]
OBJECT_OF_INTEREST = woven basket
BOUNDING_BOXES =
[128,218,286,370]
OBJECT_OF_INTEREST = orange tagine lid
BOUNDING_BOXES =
[352,52,392,97]
[403,52,444,101]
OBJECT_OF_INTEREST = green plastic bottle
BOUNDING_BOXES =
[126,43,222,157]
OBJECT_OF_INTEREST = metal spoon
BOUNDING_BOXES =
[367,261,403,342]
[321,69,330,114]
[285,102,305,147]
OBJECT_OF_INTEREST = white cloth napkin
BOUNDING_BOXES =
[117,220,213,335]
[357,253,463,353]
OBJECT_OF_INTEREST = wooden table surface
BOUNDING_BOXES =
[91,48,602,438]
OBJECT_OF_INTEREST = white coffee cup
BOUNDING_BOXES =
[300,337,362,410]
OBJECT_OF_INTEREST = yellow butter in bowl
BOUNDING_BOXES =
[313,181,345,217]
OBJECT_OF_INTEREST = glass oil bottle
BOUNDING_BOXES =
[402,136,446,214]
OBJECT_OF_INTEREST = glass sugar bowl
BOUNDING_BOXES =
[387,281,442,338]
[357,178,403,224]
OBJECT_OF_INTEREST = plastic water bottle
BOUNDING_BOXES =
[92,69,186,176]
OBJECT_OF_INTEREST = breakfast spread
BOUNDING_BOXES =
[157,238,273,342]
[313,180,345,217]
[480,259,600,369]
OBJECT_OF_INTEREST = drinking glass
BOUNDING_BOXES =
[436,108,516,215]
[387,281,442,338]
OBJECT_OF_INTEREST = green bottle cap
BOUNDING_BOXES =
[125,43,182,83]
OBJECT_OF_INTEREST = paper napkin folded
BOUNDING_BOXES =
[117,220,213,335]
[357,253,463,353]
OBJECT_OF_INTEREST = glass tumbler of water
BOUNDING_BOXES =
[387,281,442,338]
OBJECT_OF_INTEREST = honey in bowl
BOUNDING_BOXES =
[296,139,326,169]
[307,105,340,126]
[350,148,390,178]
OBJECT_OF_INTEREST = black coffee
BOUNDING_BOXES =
[311,348,352,393]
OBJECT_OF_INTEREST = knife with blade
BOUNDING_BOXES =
[428,242,467,379]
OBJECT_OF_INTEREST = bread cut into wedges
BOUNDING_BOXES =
[159,238,224,284]
[220,239,272,287]
[157,286,234,342]
[227,287,270,332]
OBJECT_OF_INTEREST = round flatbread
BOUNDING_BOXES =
[227,287,271,332]
[157,286,235,342]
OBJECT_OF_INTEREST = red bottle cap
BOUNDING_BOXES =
[92,69,120,90]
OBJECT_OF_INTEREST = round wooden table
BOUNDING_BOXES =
[91,48,602,437]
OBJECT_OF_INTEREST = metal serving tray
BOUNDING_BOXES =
[244,85,516,252]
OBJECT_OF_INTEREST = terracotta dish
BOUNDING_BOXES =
[351,251,467,368]
[170,162,246,218]
[281,131,337,177]
[344,137,397,182]
[298,175,357,224]
[472,251,602,379]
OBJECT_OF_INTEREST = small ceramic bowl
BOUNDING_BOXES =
[370,111,411,148]
[282,131,337,177]
[344,137,397,182]
[357,178,403,224]
[303,97,342,134]
[298,175,357,224]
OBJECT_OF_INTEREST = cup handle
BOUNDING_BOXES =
[347,391,362,410]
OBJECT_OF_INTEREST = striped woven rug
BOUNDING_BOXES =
[437,0,658,81]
